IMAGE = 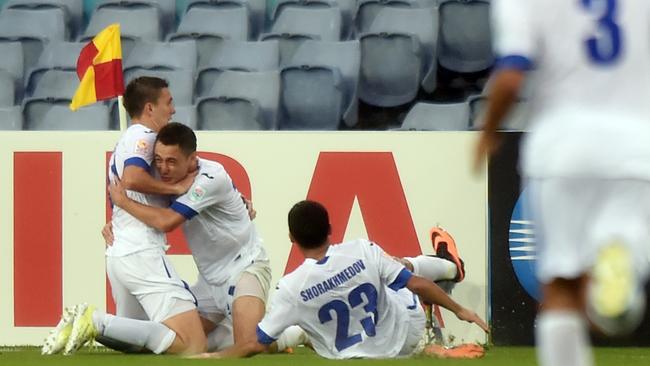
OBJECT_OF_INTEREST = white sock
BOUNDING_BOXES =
[404,255,457,281]
[92,311,176,354]
[536,311,593,366]
[206,324,234,352]
[276,326,307,351]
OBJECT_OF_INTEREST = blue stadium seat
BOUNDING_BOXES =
[24,41,84,96]
[0,41,24,99]
[399,101,469,131]
[358,32,421,107]
[168,5,250,67]
[437,0,493,73]
[279,65,343,130]
[4,0,84,38]
[269,6,342,41]
[197,96,264,130]
[285,40,360,127]
[0,105,23,130]
[124,40,197,74]
[95,0,176,37]
[468,95,528,131]
[24,102,110,130]
[206,40,279,71]
[81,6,161,58]
[185,0,267,40]
[196,70,280,130]
[273,0,354,38]
[361,5,438,92]
[0,71,16,106]
[0,8,68,71]
[173,104,198,129]
[30,69,78,99]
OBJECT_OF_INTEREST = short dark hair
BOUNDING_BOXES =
[122,76,169,118]
[288,200,331,249]
[156,122,197,156]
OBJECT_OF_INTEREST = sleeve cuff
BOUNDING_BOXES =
[256,326,277,345]
[495,55,534,71]
[170,201,199,220]
[123,157,150,170]
[388,268,413,291]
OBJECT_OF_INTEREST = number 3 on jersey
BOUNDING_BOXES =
[318,283,378,351]
[581,0,623,64]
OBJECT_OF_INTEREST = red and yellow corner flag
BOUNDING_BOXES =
[70,24,124,111]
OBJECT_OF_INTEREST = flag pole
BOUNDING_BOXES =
[117,95,127,131]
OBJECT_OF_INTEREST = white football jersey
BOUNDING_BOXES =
[257,239,418,359]
[493,0,650,178]
[107,124,168,257]
[171,158,267,285]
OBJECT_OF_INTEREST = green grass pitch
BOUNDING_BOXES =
[1,346,650,366]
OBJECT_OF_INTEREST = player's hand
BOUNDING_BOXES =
[108,177,128,208]
[473,130,501,175]
[242,196,257,220]
[455,308,490,333]
[102,221,114,247]
[175,170,198,195]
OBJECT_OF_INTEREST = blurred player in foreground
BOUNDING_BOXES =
[476,1,650,366]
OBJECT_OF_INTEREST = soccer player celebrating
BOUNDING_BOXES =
[43,77,206,356]
[193,200,488,359]
[476,1,650,366]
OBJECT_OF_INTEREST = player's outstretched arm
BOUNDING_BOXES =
[406,275,489,333]
[189,340,269,359]
[109,178,186,232]
[121,165,196,196]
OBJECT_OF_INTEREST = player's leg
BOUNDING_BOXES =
[230,269,269,345]
[533,178,594,366]
[584,179,650,335]
[66,253,207,355]
[396,227,464,284]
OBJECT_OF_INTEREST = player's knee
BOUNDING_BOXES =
[541,277,586,311]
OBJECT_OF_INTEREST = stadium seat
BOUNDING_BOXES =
[196,40,279,90]
[24,41,84,96]
[197,97,264,130]
[124,69,194,105]
[0,42,24,99]
[173,104,198,129]
[81,6,161,58]
[30,69,78,99]
[0,71,16,106]
[399,101,470,131]
[360,6,438,93]
[4,0,84,38]
[468,95,529,131]
[285,40,360,127]
[0,105,23,130]
[168,5,250,67]
[358,32,421,107]
[196,70,280,130]
[259,33,317,65]
[279,65,343,130]
[24,102,110,130]
[0,8,68,71]
[95,0,176,37]
[268,7,342,41]
[437,0,493,73]
[185,0,267,40]
[124,41,197,74]
[273,0,354,39]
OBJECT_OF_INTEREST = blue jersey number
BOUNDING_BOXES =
[581,0,623,64]
[318,283,379,351]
